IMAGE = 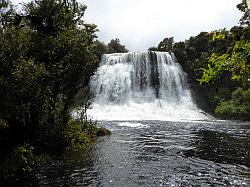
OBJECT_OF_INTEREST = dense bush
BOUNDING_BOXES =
[65,119,98,151]
[107,38,128,54]
[0,144,47,178]
[0,0,112,179]
[215,88,250,120]
[93,38,129,60]
[65,119,110,151]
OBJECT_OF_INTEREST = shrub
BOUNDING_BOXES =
[0,144,47,178]
[64,118,111,151]
[215,88,250,120]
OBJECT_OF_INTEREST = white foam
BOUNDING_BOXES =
[118,122,148,128]
[87,100,208,121]
[87,52,209,122]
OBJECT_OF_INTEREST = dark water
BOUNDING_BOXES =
[29,120,250,186]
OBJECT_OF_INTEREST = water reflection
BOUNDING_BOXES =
[35,148,101,186]
[185,129,250,167]
[11,120,250,186]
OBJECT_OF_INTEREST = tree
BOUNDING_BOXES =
[0,0,99,148]
[237,0,250,25]
[158,37,174,51]
[0,0,15,29]
[196,1,250,120]
[107,38,128,53]
[199,27,250,86]
[93,40,108,60]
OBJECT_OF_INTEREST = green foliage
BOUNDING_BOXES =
[0,0,113,179]
[199,27,250,86]
[149,37,174,52]
[0,144,47,177]
[215,88,250,120]
[24,0,89,35]
[158,37,174,51]
[211,29,227,41]
[0,0,15,28]
[92,38,128,60]
[0,118,9,130]
[64,119,97,151]
[173,32,216,81]
[107,38,128,53]
[237,0,249,25]
[93,40,108,60]
[64,115,111,151]
[198,53,230,84]
[0,0,101,147]
[208,87,232,105]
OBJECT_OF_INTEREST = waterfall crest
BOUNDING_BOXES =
[87,52,208,121]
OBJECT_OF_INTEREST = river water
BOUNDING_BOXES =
[28,119,249,187]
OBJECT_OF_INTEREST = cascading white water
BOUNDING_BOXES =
[87,51,208,121]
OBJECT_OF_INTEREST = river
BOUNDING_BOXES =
[24,119,250,186]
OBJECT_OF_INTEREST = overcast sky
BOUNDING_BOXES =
[13,0,243,51]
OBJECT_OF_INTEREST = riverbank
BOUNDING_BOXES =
[5,120,249,186]
[0,118,111,184]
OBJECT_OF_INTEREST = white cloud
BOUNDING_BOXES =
[12,0,243,51]
[83,0,242,51]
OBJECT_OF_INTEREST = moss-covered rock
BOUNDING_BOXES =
[96,127,111,136]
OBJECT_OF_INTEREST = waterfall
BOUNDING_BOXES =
[87,51,208,121]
